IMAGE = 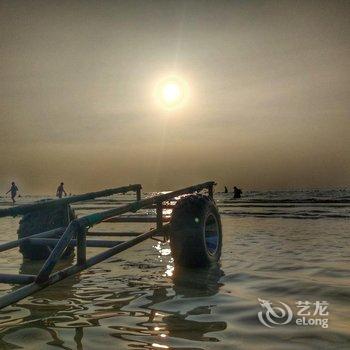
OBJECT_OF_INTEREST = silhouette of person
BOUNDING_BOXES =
[233,186,242,199]
[224,186,228,193]
[6,182,19,204]
[56,182,67,198]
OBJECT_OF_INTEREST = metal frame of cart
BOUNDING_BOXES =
[0,181,215,309]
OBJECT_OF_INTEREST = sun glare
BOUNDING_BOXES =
[162,83,181,104]
[155,76,188,110]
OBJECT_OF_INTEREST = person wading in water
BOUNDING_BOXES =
[56,182,67,198]
[233,186,242,199]
[6,182,19,204]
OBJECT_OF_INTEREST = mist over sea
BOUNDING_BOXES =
[0,189,349,349]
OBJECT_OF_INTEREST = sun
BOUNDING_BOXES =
[155,77,188,110]
[162,82,182,104]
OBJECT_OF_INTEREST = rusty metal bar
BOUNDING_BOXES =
[103,216,170,223]
[0,273,36,285]
[36,221,80,283]
[76,228,87,265]
[29,238,124,248]
[73,204,175,211]
[156,203,163,230]
[87,231,144,237]
[0,227,65,253]
[87,231,164,237]
[0,184,142,218]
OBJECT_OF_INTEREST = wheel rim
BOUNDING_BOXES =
[204,213,219,255]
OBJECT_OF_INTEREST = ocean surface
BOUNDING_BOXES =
[0,189,349,349]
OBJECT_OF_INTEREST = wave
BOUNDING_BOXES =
[216,190,350,219]
[222,211,350,219]
[220,198,350,204]
[217,188,350,204]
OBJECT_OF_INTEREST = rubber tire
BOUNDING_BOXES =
[18,203,76,260]
[170,194,222,268]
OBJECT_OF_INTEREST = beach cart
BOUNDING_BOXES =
[0,181,222,309]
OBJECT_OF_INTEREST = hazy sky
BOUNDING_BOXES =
[1,0,349,194]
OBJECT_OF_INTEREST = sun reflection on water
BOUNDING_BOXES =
[152,343,169,349]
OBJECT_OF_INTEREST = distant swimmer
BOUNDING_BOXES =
[56,182,67,198]
[6,182,19,204]
[224,186,228,193]
[233,186,242,199]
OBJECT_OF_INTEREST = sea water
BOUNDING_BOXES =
[0,190,349,349]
